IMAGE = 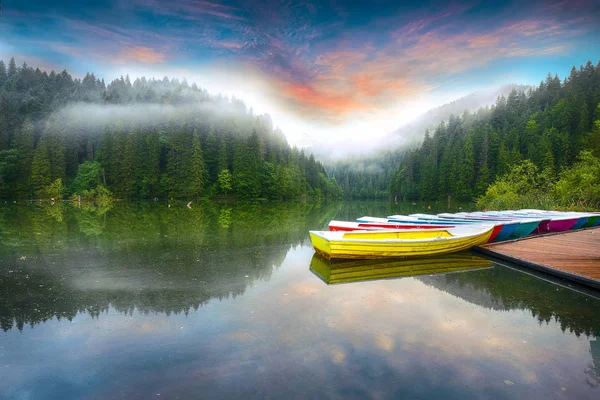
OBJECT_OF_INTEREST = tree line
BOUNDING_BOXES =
[0,58,343,200]
[390,60,600,205]
[310,85,528,201]
[325,153,400,200]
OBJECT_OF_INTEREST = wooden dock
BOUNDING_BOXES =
[474,228,600,290]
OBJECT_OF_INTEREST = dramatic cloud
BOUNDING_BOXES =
[1,0,599,144]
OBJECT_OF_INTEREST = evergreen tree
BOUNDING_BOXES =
[0,111,8,151]
[217,169,233,194]
[30,138,52,197]
[457,135,475,200]
[204,127,219,185]
[217,140,228,172]
[233,130,263,198]
[475,162,490,196]
[0,57,340,200]
[112,123,135,198]
[13,119,34,197]
[0,149,18,196]
[146,126,161,197]
[586,104,600,156]
[190,130,204,197]
[7,58,17,78]
[0,61,7,86]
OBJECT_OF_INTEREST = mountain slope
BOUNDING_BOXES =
[391,61,600,203]
[0,58,342,200]
[317,84,531,199]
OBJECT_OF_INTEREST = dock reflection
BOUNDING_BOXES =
[309,252,494,285]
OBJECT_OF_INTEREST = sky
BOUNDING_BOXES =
[1,0,599,147]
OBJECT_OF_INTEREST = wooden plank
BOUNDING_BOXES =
[474,227,600,289]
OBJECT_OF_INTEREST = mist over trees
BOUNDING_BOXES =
[318,84,531,200]
[0,59,342,200]
[390,60,600,205]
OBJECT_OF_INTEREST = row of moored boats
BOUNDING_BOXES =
[309,210,600,260]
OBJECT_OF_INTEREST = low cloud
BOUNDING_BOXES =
[3,0,597,146]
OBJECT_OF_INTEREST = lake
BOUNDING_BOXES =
[0,200,599,399]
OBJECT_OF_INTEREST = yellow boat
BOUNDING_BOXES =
[310,252,494,285]
[308,225,494,260]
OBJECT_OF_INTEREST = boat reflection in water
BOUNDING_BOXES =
[309,251,494,285]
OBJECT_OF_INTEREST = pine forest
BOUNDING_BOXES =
[0,58,343,201]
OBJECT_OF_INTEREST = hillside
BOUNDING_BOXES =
[387,84,533,150]
[391,61,600,205]
[319,85,530,199]
[0,58,342,200]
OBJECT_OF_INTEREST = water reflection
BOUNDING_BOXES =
[590,340,600,387]
[310,252,493,285]
[0,201,343,331]
[417,266,600,337]
[1,201,599,340]
[1,201,600,399]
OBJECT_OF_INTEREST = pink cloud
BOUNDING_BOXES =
[279,81,369,117]
[261,10,589,122]
[119,46,168,63]
[9,1,591,125]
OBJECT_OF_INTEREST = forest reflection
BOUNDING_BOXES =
[312,253,600,338]
[0,200,342,331]
[0,200,599,344]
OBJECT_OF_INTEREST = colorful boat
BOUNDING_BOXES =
[480,211,578,232]
[520,209,599,228]
[328,220,455,232]
[436,213,542,239]
[309,225,494,260]
[358,215,473,225]
[309,252,494,285]
[386,214,517,242]
[583,215,600,227]
[459,212,553,234]
[508,211,587,230]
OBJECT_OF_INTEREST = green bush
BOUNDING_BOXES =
[477,151,600,211]
[554,151,600,208]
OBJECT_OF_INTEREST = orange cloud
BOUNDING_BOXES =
[280,81,368,116]
[119,46,167,64]
[272,48,432,121]
[263,11,588,123]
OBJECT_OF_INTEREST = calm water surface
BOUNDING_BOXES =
[0,200,599,399]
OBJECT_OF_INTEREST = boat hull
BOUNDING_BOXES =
[475,212,576,234]
[509,220,541,239]
[491,223,519,242]
[548,218,578,232]
[570,217,589,230]
[309,228,493,260]
[488,225,503,242]
[582,216,600,228]
[535,219,552,234]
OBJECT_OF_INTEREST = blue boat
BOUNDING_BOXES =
[384,214,519,242]
[437,213,542,240]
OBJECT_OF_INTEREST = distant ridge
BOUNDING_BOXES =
[309,84,531,162]
[388,84,533,149]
